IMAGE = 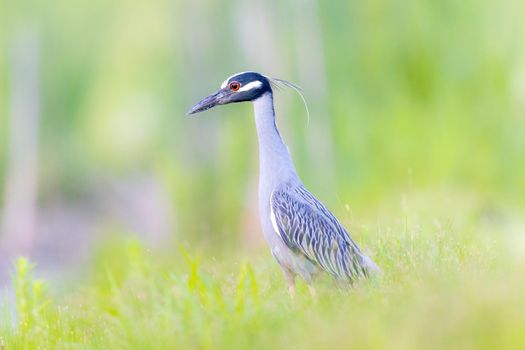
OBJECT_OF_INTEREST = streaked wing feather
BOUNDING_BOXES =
[271,185,368,281]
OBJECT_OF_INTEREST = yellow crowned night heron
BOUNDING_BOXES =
[188,72,378,296]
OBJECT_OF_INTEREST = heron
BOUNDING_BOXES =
[187,72,378,297]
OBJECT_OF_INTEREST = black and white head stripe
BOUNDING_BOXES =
[220,71,308,95]
[221,72,272,93]
[212,71,273,103]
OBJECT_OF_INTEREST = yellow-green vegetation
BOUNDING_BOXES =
[2,0,524,348]
[2,191,524,350]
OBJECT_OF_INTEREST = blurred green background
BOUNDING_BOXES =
[1,0,524,272]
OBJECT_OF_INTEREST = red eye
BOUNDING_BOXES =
[229,81,241,91]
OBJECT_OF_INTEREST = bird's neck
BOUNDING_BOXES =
[253,93,298,189]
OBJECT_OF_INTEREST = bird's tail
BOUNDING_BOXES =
[360,254,381,275]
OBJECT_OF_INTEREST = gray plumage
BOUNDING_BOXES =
[271,184,370,282]
[188,72,378,291]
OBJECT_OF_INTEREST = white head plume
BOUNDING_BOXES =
[267,76,310,128]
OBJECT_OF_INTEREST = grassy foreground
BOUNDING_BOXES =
[1,191,524,350]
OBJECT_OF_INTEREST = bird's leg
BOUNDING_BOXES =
[282,268,296,301]
[288,283,296,300]
[307,285,318,302]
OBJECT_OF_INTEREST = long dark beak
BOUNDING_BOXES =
[186,89,227,115]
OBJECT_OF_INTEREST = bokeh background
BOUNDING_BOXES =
[1,0,524,280]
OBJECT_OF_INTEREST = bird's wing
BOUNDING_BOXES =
[270,184,370,281]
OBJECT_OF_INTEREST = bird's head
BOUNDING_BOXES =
[187,71,272,115]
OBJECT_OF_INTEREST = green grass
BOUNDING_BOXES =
[1,191,524,350]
